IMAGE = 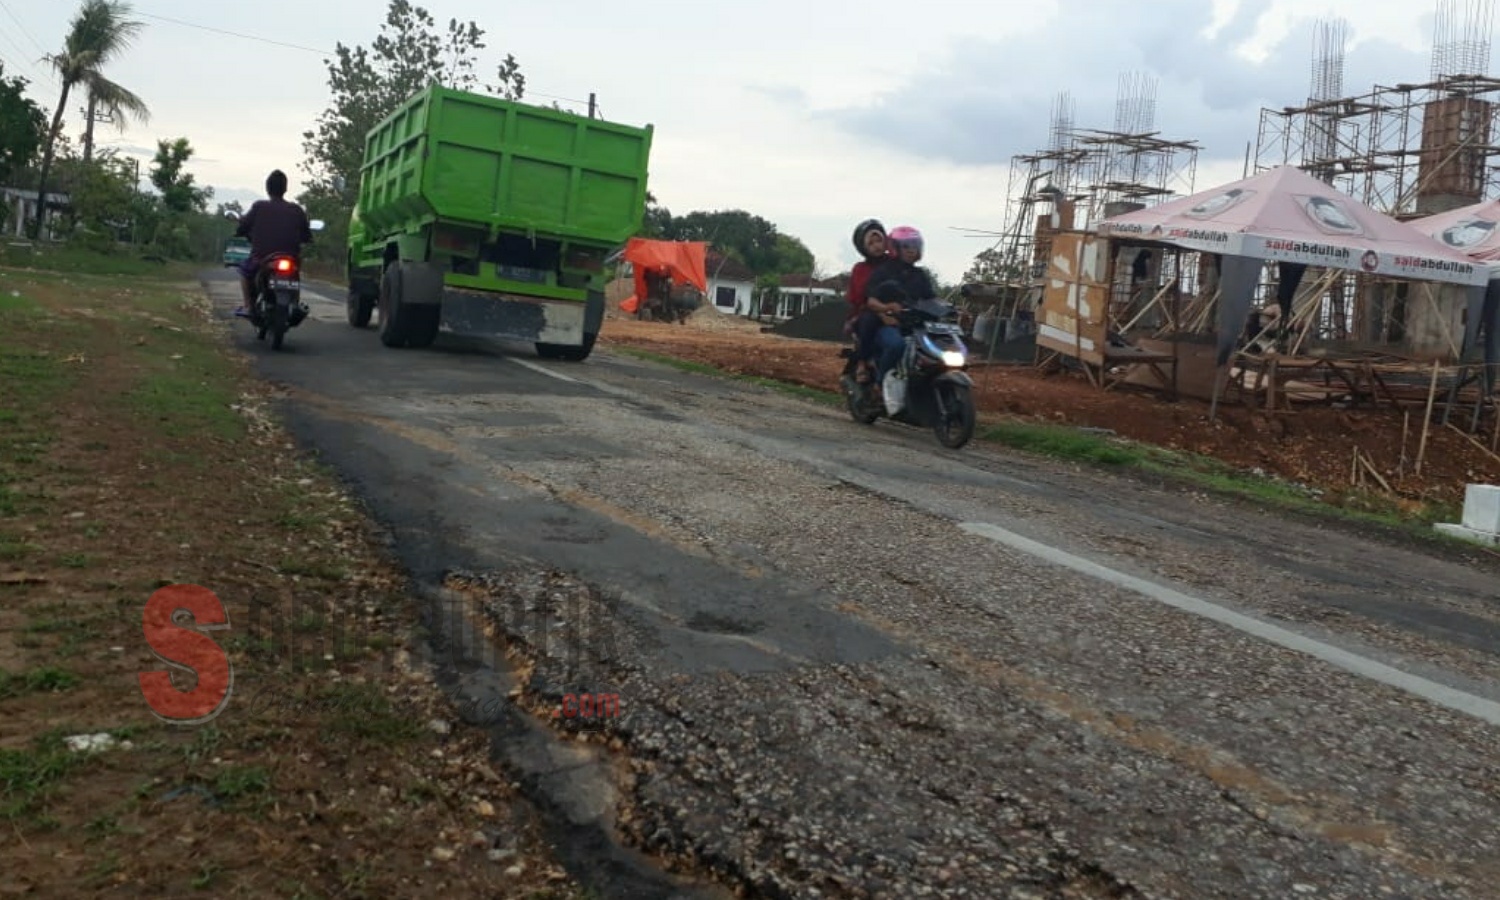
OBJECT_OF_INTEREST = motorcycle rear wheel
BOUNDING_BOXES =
[270,303,289,351]
[934,383,976,449]
[841,376,880,425]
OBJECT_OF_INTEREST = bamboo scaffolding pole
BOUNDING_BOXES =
[1446,422,1500,470]
[1120,276,1179,334]
[1359,450,1393,494]
[1416,360,1441,477]
[1399,410,1411,479]
[1288,269,1341,357]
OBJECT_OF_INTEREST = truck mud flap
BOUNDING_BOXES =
[441,289,587,345]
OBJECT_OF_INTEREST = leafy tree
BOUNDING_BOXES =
[963,246,1025,283]
[662,208,814,275]
[0,65,46,189]
[32,0,148,239]
[295,181,351,267]
[148,137,210,213]
[640,191,672,239]
[773,233,815,276]
[300,0,527,208]
[63,150,137,244]
[633,200,817,277]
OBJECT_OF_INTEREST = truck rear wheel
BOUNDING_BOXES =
[378,263,441,349]
[536,332,597,362]
[347,289,375,328]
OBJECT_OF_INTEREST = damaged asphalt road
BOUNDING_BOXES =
[206,271,1500,899]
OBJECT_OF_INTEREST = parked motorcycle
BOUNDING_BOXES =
[838,297,978,449]
[223,211,324,350]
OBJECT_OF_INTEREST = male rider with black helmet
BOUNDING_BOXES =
[864,225,938,385]
[845,218,886,383]
[233,169,314,318]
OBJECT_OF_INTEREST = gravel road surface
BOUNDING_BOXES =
[206,273,1500,900]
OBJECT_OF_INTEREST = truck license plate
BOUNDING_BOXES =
[497,265,547,284]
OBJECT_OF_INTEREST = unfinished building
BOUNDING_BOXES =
[1070,2,1500,426]
[961,74,1200,360]
[1249,4,1500,360]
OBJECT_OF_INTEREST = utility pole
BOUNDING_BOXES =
[588,93,596,119]
[81,93,113,163]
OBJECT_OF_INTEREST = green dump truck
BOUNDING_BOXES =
[345,84,654,360]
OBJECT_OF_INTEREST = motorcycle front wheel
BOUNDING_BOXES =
[933,382,976,449]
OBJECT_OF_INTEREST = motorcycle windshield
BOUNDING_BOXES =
[913,297,955,320]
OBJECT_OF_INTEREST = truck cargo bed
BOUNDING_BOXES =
[356,85,653,244]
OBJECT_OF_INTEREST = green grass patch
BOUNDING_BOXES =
[615,347,720,376]
[0,731,85,821]
[0,245,198,280]
[316,683,425,745]
[276,559,347,581]
[0,285,75,512]
[0,533,37,559]
[117,306,243,441]
[0,667,81,699]
[985,418,1470,536]
[0,290,40,313]
[212,765,271,799]
[0,346,67,406]
[126,367,242,440]
[982,421,1148,466]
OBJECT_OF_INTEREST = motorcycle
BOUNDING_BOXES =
[224,212,324,351]
[838,297,978,449]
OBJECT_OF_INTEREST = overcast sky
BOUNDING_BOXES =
[0,0,1465,282]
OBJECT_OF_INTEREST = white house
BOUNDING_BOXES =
[705,251,757,316]
[1,187,69,241]
[769,286,839,321]
[765,273,846,321]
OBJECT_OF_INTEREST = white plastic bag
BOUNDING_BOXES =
[883,370,907,416]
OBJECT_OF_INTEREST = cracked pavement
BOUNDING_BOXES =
[207,272,1500,899]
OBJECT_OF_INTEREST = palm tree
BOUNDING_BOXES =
[30,0,148,239]
[82,77,151,163]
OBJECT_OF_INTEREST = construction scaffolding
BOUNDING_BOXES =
[1244,0,1500,354]
[1254,3,1500,219]
[992,74,1202,286]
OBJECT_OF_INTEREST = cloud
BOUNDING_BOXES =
[746,84,808,109]
[817,0,1431,175]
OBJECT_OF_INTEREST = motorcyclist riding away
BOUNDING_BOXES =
[233,169,313,318]
[864,225,938,384]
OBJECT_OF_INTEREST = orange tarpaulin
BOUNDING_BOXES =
[619,238,708,314]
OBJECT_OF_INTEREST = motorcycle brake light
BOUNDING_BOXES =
[274,258,295,273]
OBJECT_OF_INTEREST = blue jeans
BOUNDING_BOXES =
[874,326,905,382]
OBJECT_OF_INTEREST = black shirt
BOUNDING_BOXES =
[237,198,312,260]
[866,259,937,306]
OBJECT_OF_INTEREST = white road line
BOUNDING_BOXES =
[958,520,1500,728]
[508,357,582,384]
[300,289,338,305]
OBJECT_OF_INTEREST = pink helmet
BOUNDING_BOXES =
[887,225,923,260]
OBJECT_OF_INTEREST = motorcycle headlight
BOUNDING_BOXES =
[941,350,966,368]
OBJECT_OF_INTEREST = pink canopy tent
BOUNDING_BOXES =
[1409,198,1500,265]
[1097,166,1493,377]
[1409,199,1500,388]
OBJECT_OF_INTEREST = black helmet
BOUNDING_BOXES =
[852,218,885,257]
